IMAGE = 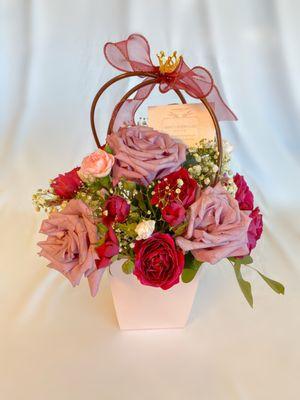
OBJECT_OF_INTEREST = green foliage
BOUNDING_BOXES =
[174,221,188,236]
[122,259,134,274]
[228,255,253,265]
[184,252,203,270]
[256,272,285,295]
[97,175,111,189]
[104,144,114,154]
[97,223,108,236]
[135,191,147,212]
[182,268,198,283]
[181,252,203,283]
[228,256,285,307]
[233,263,253,308]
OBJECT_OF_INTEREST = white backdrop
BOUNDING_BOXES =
[1,1,300,399]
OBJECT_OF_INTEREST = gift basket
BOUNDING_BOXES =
[33,34,284,330]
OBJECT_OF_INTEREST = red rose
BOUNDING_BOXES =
[51,167,82,199]
[103,195,130,225]
[133,233,184,290]
[247,207,263,252]
[95,226,119,269]
[161,201,185,227]
[233,173,254,210]
[151,168,198,209]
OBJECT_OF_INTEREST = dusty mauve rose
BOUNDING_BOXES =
[176,184,251,264]
[38,199,104,297]
[78,149,114,182]
[102,195,130,225]
[50,167,82,199]
[133,233,184,290]
[161,201,186,227]
[107,126,186,185]
[151,168,198,208]
[247,207,263,252]
[234,173,254,211]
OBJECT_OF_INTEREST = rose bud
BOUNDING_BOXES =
[102,195,130,225]
[233,173,254,211]
[247,207,263,252]
[95,226,119,269]
[161,201,185,227]
[50,167,82,199]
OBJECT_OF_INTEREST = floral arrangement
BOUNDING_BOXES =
[33,34,284,307]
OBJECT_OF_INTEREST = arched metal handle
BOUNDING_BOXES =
[90,71,223,185]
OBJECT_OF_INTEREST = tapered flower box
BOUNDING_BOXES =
[109,260,200,330]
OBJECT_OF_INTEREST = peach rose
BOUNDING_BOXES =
[78,149,114,182]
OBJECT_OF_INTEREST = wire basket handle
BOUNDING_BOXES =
[90,71,223,185]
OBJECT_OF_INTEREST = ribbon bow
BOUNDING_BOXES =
[104,34,237,131]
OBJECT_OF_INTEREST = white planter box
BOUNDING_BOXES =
[109,260,200,330]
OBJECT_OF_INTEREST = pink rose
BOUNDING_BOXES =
[78,149,114,182]
[107,126,186,185]
[176,184,251,264]
[38,199,104,296]
[234,173,254,210]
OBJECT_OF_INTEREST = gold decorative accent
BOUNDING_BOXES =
[157,50,181,74]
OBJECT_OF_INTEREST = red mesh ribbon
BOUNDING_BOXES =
[104,34,237,131]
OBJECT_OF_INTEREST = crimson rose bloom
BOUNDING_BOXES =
[151,168,198,209]
[247,207,263,252]
[51,167,82,199]
[95,226,119,269]
[133,233,184,290]
[234,173,254,210]
[161,201,185,227]
[103,195,130,225]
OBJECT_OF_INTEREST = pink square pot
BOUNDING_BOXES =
[109,260,200,330]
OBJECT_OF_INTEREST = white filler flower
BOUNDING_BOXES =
[135,220,155,240]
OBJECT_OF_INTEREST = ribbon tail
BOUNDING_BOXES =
[206,85,237,121]
[112,78,155,132]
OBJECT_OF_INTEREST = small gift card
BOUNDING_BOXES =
[148,103,215,146]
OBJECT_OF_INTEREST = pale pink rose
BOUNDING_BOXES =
[38,199,104,296]
[78,149,114,182]
[176,184,251,264]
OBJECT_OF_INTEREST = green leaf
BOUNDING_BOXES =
[174,221,188,236]
[228,255,253,265]
[123,180,136,191]
[95,236,106,246]
[104,144,114,154]
[181,268,198,283]
[98,175,111,189]
[184,251,203,270]
[233,263,253,308]
[256,271,285,295]
[97,223,108,236]
[122,259,134,274]
[136,192,147,212]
